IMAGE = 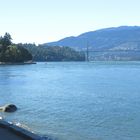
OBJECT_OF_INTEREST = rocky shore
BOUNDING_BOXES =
[0,104,50,140]
[0,119,49,140]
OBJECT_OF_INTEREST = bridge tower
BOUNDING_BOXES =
[86,41,89,61]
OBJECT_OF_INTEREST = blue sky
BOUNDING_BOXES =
[0,0,140,44]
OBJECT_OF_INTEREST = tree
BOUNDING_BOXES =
[0,32,12,50]
[20,43,85,61]
[0,45,33,63]
[0,33,33,63]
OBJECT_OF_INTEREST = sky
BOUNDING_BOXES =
[0,0,140,44]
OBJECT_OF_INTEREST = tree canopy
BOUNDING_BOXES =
[0,33,85,62]
[0,33,32,63]
[0,33,12,49]
[18,43,85,61]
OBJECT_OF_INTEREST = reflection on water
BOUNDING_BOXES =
[0,62,140,140]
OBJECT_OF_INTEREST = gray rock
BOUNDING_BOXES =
[0,104,17,112]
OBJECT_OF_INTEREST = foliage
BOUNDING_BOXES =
[18,43,85,61]
[0,33,32,63]
[0,45,32,63]
[0,33,85,62]
[0,33,12,50]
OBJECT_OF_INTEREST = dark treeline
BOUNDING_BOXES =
[0,33,85,62]
[0,33,32,63]
[18,43,85,61]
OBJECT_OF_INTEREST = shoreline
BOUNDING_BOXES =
[0,62,36,65]
[0,119,48,140]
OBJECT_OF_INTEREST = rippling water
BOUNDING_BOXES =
[0,62,140,140]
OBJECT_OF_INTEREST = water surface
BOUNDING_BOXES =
[0,62,140,140]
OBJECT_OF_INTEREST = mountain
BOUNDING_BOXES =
[46,26,140,51]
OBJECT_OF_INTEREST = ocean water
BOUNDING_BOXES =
[0,62,140,140]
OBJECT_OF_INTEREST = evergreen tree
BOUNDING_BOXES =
[0,32,12,50]
[0,33,32,63]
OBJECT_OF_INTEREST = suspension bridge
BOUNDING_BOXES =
[81,50,140,61]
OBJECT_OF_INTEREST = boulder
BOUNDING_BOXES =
[0,104,17,112]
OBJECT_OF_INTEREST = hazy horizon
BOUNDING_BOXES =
[0,0,140,44]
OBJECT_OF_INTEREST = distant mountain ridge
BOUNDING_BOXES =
[46,26,140,51]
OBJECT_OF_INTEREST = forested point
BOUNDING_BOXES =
[0,33,85,63]
[0,33,32,63]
